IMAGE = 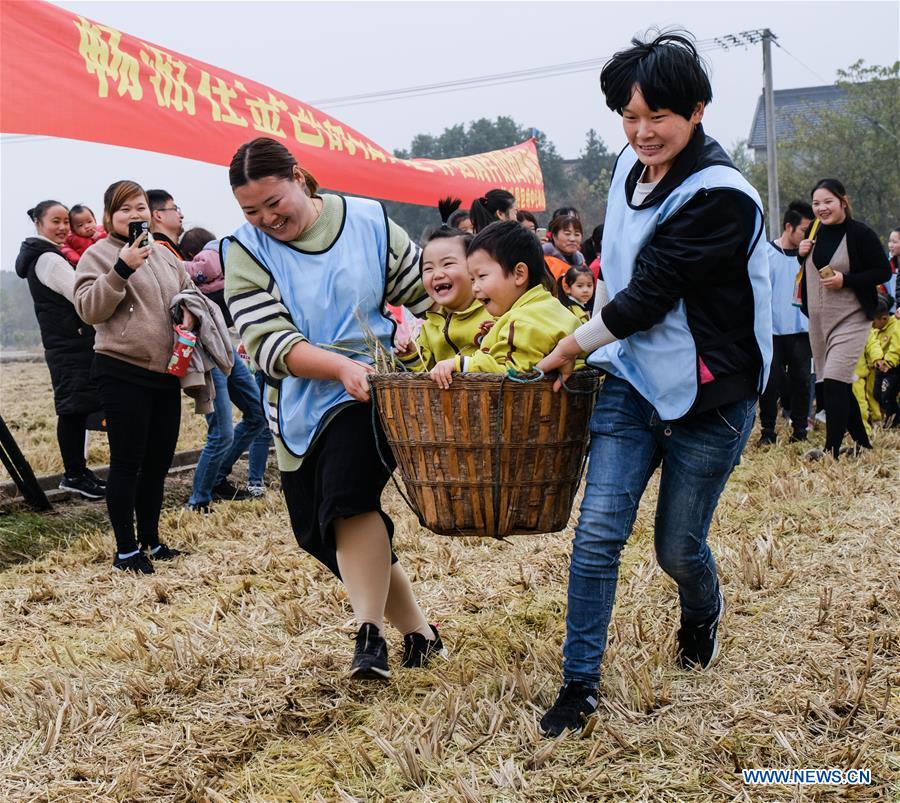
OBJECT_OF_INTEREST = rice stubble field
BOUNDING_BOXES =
[0,360,898,801]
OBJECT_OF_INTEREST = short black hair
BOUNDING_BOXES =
[517,210,538,227]
[448,208,470,229]
[68,204,95,224]
[600,31,712,119]
[467,220,545,288]
[146,189,174,213]
[874,293,892,317]
[783,201,814,230]
[180,227,217,260]
[551,206,579,220]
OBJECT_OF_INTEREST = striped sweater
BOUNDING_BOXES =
[224,193,428,471]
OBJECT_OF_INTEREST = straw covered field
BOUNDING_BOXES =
[0,361,898,801]
[0,361,210,481]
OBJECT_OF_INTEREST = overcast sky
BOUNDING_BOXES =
[2,0,897,271]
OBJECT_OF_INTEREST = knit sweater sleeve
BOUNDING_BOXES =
[573,279,615,352]
[385,219,429,315]
[224,241,306,380]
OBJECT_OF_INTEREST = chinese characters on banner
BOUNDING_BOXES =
[1,2,546,210]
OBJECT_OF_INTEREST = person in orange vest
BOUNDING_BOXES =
[543,213,586,281]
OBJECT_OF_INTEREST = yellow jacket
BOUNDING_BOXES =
[873,317,900,368]
[456,285,584,374]
[400,300,493,371]
[565,300,590,324]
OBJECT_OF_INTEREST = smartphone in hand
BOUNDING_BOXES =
[128,221,150,247]
[818,265,835,279]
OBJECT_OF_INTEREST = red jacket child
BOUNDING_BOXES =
[61,204,107,266]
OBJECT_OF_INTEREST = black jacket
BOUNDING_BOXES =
[15,238,100,416]
[798,219,891,319]
[152,232,185,259]
[600,126,765,416]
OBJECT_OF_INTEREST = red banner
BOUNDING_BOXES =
[0,0,545,210]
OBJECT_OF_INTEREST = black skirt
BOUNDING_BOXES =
[281,402,397,578]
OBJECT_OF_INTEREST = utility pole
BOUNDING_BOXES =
[712,29,781,230]
[761,29,780,231]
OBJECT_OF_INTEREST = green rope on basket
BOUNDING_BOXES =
[508,365,597,395]
[506,367,545,383]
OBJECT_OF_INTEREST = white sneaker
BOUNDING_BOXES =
[815,410,827,424]
[247,483,266,498]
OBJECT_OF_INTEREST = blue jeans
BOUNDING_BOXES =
[225,369,272,486]
[562,375,755,686]
[188,353,268,505]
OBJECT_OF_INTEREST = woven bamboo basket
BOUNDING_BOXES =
[369,370,599,537]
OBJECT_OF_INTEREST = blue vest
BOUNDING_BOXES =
[589,147,773,419]
[767,241,808,336]
[224,196,393,457]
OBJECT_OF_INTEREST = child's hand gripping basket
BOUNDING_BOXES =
[369,370,600,537]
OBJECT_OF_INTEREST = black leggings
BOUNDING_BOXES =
[57,412,88,478]
[822,379,871,458]
[98,375,181,554]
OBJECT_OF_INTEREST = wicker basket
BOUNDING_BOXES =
[369,370,599,537]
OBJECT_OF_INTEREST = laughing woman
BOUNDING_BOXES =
[797,178,891,459]
[534,33,772,736]
[223,137,445,680]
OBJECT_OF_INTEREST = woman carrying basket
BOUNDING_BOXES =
[223,137,444,680]
[535,33,773,736]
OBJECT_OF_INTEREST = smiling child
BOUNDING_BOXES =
[399,198,492,371]
[430,220,583,387]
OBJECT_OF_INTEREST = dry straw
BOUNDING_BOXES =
[0,367,897,800]
[1,362,209,481]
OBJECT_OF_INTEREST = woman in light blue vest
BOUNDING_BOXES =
[223,138,445,681]
[535,33,773,736]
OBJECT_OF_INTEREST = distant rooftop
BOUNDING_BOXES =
[748,85,847,151]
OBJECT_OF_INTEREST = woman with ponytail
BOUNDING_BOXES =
[398,197,492,371]
[223,137,445,680]
[469,188,517,232]
[15,200,105,500]
[797,178,891,459]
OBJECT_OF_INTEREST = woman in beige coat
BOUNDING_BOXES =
[74,180,195,574]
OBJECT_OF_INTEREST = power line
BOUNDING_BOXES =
[311,39,723,109]
[772,41,832,85]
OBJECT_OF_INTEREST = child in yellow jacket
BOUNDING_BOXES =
[853,299,900,430]
[556,263,595,324]
[398,199,492,371]
[872,298,900,425]
[431,220,583,387]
